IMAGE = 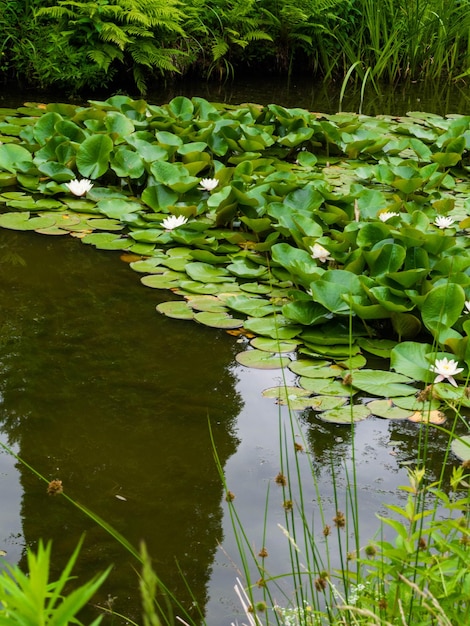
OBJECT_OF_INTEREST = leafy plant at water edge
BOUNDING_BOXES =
[35,0,186,94]
[0,536,109,625]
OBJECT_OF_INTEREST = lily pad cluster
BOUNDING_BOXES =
[1,97,470,438]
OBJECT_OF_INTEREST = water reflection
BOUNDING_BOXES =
[1,75,470,117]
[0,229,242,622]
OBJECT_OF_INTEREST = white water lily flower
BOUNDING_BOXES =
[198,177,219,191]
[65,178,93,196]
[430,357,463,387]
[310,243,331,263]
[161,215,188,230]
[434,215,455,229]
[379,211,400,222]
[464,301,470,314]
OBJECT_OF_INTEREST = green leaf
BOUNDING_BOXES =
[367,399,414,420]
[76,135,114,179]
[317,405,370,424]
[185,262,233,284]
[156,300,194,320]
[236,349,290,369]
[0,144,33,173]
[348,369,417,397]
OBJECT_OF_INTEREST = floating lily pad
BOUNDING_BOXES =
[178,280,239,295]
[236,349,290,369]
[367,399,414,420]
[240,282,272,294]
[243,316,301,339]
[186,295,227,313]
[451,435,470,461]
[299,377,355,396]
[305,395,348,412]
[156,300,194,320]
[431,384,470,408]
[347,370,416,397]
[251,337,299,353]
[194,311,244,329]
[82,232,130,250]
[392,396,441,411]
[141,271,183,289]
[357,338,398,358]
[185,261,233,284]
[129,258,166,273]
[87,218,124,231]
[262,386,311,400]
[316,404,371,424]
[0,212,55,231]
[289,360,337,378]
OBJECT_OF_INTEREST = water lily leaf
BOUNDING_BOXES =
[0,144,33,173]
[302,343,361,358]
[348,370,416,397]
[0,211,55,231]
[317,404,370,424]
[194,311,243,329]
[250,338,299,353]
[451,435,470,461]
[0,172,17,186]
[262,386,311,400]
[239,283,272,295]
[243,316,301,339]
[96,199,142,219]
[38,161,75,182]
[227,257,269,279]
[367,399,414,420]
[81,232,130,250]
[110,148,145,179]
[129,258,166,273]
[156,300,194,320]
[224,295,274,317]
[186,295,227,313]
[236,349,290,369]
[356,338,397,358]
[289,360,336,378]
[141,271,183,288]
[299,377,355,396]
[408,410,446,425]
[431,384,470,408]
[390,342,434,382]
[76,134,113,179]
[185,261,232,284]
[178,280,238,295]
[87,218,124,231]
[392,396,440,411]
[282,395,347,411]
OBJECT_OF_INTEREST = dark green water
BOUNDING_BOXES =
[0,78,468,624]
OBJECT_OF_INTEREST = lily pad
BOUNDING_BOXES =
[347,370,417,397]
[235,349,291,369]
[299,377,355,396]
[243,316,301,340]
[156,300,194,320]
[250,337,299,353]
[193,311,244,329]
[289,360,337,378]
[186,295,227,313]
[451,435,470,461]
[262,386,311,400]
[316,404,371,424]
[367,399,414,420]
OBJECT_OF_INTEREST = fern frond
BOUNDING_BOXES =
[99,22,132,48]
[212,40,229,61]
[244,30,274,42]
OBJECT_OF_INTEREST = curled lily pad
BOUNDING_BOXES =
[156,300,194,320]
[316,404,371,424]
[367,399,414,420]
[392,396,441,411]
[194,311,244,329]
[251,337,299,353]
[236,349,290,369]
[451,435,470,461]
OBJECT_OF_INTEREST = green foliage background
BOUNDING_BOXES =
[0,0,469,94]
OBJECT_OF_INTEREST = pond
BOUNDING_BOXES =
[0,77,468,624]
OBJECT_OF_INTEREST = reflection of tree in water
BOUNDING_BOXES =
[0,229,243,623]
